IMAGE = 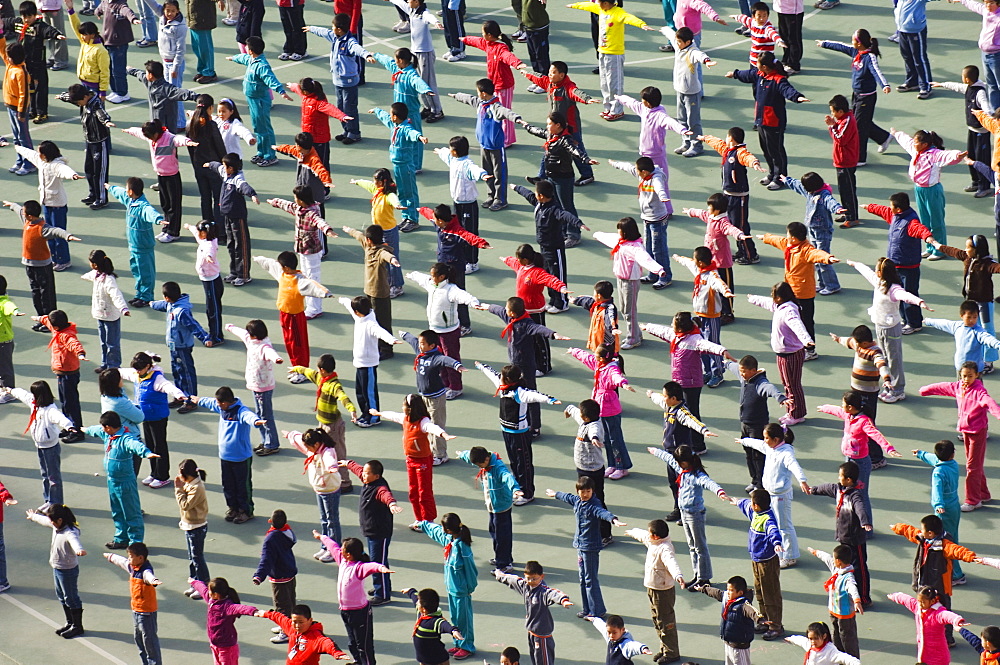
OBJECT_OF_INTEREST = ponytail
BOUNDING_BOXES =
[854,29,880,58]
[914,129,945,150]
[441,512,472,545]
[483,20,513,51]
[763,422,795,444]
[209,577,241,604]
[179,458,207,481]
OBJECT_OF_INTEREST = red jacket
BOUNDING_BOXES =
[42,316,85,374]
[460,36,524,91]
[288,83,349,144]
[0,479,12,523]
[502,256,565,312]
[264,611,346,665]
[828,111,859,168]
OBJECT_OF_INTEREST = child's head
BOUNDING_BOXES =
[449,135,470,158]
[67,83,95,106]
[217,97,242,122]
[750,1,769,23]
[362,459,384,483]
[89,248,116,275]
[500,646,521,665]
[161,281,181,302]
[332,13,351,35]
[126,541,149,568]
[403,392,430,422]
[126,177,145,200]
[440,513,472,544]
[372,167,396,194]
[29,379,55,408]
[295,132,315,152]
[888,191,910,213]
[18,1,37,18]
[828,94,849,118]
[364,224,385,246]
[805,621,832,649]
[277,251,299,272]
[647,518,669,541]
[727,575,748,598]
[981,626,1000,652]
[76,19,100,41]
[298,77,327,101]
[350,295,372,316]
[481,20,513,51]
[920,514,944,539]
[963,64,981,85]
[523,560,544,588]
[674,26,694,48]
[548,61,568,84]
[640,86,662,108]
[673,444,705,474]
[214,386,236,409]
[771,281,796,305]
[389,101,409,123]
[515,244,544,268]
[141,120,164,141]
[575,474,594,501]
[187,94,215,138]
[301,428,333,452]
[341,537,368,562]
[960,299,981,326]
[417,329,439,352]
[5,42,24,66]
[270,509,288,529]
[672,311,696,334]
[46,503,77,530]
[289,604,314,634]
[0,275,6,296]
[499,364,523,388]
[475,77,496,99]
[47,309,69,331]
[635,156,655,179]
[763,422,793,448]
[934,439,956,462]
[415,587,440,614]
[662,380,684,406]
[144,59,164,81]
[842,390,863,416]
[832,544,853,569]
[838,459,859,488]
[546,111,567,136]
[786,221,808,243]
[966,233,992,261]
[853,28,879,56]
[578,398,600,423]
[245,36,264,56]
[727,126,745,145]
[432,204,453,227]
[691,246,713,270]
[208,577,240,603]
[603,615,626,641]
[917,585,940,610]
[315,353,336,376]
[534,178,555,202]
[130,351,160,375]
[959,360,981,388]
[506,296,526,318]
[196,219,217,241]
[37,141,61,163]
[757,51,781,74]
[800,172,824,194]
[850,324,874,345]
[616,216,642,242]
[913,129,945,152]
[429,262,451,284]
[468,446,491,468]
[99,368,124,398]
[178,458,207,482]
[737,355,759,380]
[222,152,243,176]
[20,200,41,221]
[593,280,613,301]
[750,488,771,513]
[706,193,727,215]
[293,184,316,208]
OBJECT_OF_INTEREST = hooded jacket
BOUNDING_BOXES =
[919,378,1000,433]
[513,185,583,251]
[150,294,210,348]
[197,397,260,462]
[41,316,85,373]
[95,0,136,46]
[254,525,298,582]
[524,123,591,179]
[892,522,977,597]
[458,451,520,513]
[916,450,961,514]
[810,482,870,545]
[419,521,479,595]
[11,387,73,448]
[175,474,209,529]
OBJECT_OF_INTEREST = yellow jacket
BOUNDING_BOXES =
[70,12,111,91]
[353,179,400,230]
[568,2,647,55]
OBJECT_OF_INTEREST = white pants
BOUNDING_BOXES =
[599,53,625,114]
[616,277,640,346]
[724,644,752,665]
[298,252,323,318]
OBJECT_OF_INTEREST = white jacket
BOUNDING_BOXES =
[82,270,130,322]
[12,388,73,448]
[215,115,256,157]
[226,324,283,392]
[406,271,480,333]
[437,151,488,204]
[624,529,684,590]
[286,430,341,494]
[784,636,860,665]
[850,261,924,329]
[14,147,79,207]
[339,298,397,368]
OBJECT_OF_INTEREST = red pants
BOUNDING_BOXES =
[280,310,309,368]
[437,327,463,391]
[963,429,991,505]
[406,455,436,522]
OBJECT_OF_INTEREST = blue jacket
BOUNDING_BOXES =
[819,41,888,94]
[895,0,933,33]
[232,53,285,100]
[84,425,154,478]
[458,451,520,513]
[150,294,209,349]
[101,394,145,436]
[253,525,297,582]
[308,27,368,87]
[731,68,804,130]
[372,107,423,164]
[554,491,616,552]
[371,52,432,124]
[651,448,723,512]
[785,178,842,233]
[197,397,259,462]
[419,521,478,595]
[917,451,961,512]
[736,498,781,562]
[108,185,163,252]
[923,318,1000,372]
[886,206,925,268]
[402,331,462,398]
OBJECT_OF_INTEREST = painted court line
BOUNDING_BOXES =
[1,594,130,665]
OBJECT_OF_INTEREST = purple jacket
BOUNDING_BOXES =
[191,580,258,648]
[569,347,629,417]
[747,296,813,353]
[643,323,726,388]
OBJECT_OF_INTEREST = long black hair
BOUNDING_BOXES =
[482,20,514,51]
[187,94,217,141]
[441,513,472,545]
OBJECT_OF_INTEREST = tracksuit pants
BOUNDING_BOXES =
[190,29,216,77]
[488,508,513,569]
[448,593,475,653]
[758,125,788,181]
[169,345,198,397]
[367,537,391,599]
[247,96,276,161]
[355,366,380,425]
[843,540,870,605]
[530,312,551,375]
[158,172,183,237]
[914,182,947,251]
[280,310,309,367]
[540,245,567,310]
[28,63,49,118]
[898,28,932,94]
[224,215,251,280]
[278,5,306,55]
[438,328,463,391]
[445,261,471,328]
[482,147,507,205]
[970,130,992,191]
[502,430,534,500]
[193,165,222,228]
[441,0,465,56]
[836,167,859,222]
[201,276,224,344]
[525,25,550,74]
[616,278,640,346]
[393,159,418,222]
[57,370,82,429]
[25,264,56,316]
[108,473,144,544]
[528,632,555,665]
[220,456,253,514]
[455,201,479,264]
[852,92,889,163]
[414,51,442,115]
[728,194,757,260]
[341,605,375,665]
[85,139,111,205]
[598,53,624,115]
[423,394,448,459]
[406,454,436,522]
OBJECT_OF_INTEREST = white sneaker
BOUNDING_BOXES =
[445,389,462,400]
[803,349,819,361]
[0,393,15,404]
[156,232,179,243]
[961,502,984,512]
[106,92,131,104]
[432,456,449,466]
[544,304,569,314]
[389,286,404,298]
[272,626,283,634]
[37,502,52,513]
[442,52,466,62]
[222,17,237,25]
[184,586,197,596]
[271,632,289,644]
[465,262,479,274]
[779,558,798,569]
[149,478,172,489]
[513,496,534,506]
[317,551,335,563]
[878,137,892,154]
[188,589,202,599]
[313,548,328,560]
[141,475,155,486]
[392,19,410,33]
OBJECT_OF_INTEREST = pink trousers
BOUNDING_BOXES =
[963,429,991,505]
[211,644,240,665]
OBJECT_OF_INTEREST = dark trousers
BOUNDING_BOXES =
[897,266,923,328]
[25,264,56,316]
[28,63,48,117]
[441,0,466,55]
[224,215,251,280]
[271,578,295,618]
[355,366,379,424]
[970,130,992,190]
[521,370,542,432]
[729,194,757,260]
[455,201,480,264]
[141,417,170,481]
[836,167,859,222]
[540,246,568,309]
[525,25,550,74]
[370,295,393,359]
[777,12,803,71]
[680,386,704,452]
[481,146,507,204]
[488,508,514,568]
[335,84,362,139]
[758,126,787,181]
[898,28,932,93]
[852,92,889,163]
[367,537,391,599]
[158,172,183,237]
[201,276,224,343]
[854,389,884,464]
[741,422,766,488]
[831,614,859,658]
[185,524,210,582]
[550,175,577,217]
[193,166,222,230]
[85,139,110,204]
[798,296,815,341]
[341,605,375,665]
[576,467,611,539]
[502,430,534,500]
[170,345,198,396]
[445,261,471,328]
[57,371,82,429]
[776,348,806,419]
[0,340,14,389]
[843,540,870,606]
[220,456,253,514]
[278,5,306,55]
[530,312,551,375]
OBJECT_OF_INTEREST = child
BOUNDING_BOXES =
[286,354,356,485]
[832,322,896,446]
[460,21,525,145]
[252,509,298,643]
[206,153,259,286]
[253,252,333,371]
[457,446,521,571]
[181,221,224,346]
[150,281,213,407]
[351,170,403,276]
[215,98,257,157]
[342,224,400,354]
[33,310,87,441]
[6,2,65,120]
[888,586,969,663]
[106,178,165,307]
[268,188,337,320]
[372,395,453,528]
[723,355,790,491]
[435,136,491,274]
[367,47,434,169]
[402,587,463,665]
[493,561,571,665]
[824,95,861,229]
[659,26,715,157]
[195,386,264,524]
[959,625,1000,664]
[27,504,86,637]
[126,60,199,135]
[406,265,480,395]
[226,37,294,168]
[889,128,966,258]
[416,513,478,659]
[589,615,651,664]
[518,111,598,220]
[678,203,741,330]
[92,0,134,99]
[780,172,845,295]
[623,520,683,662]
[139,0,187,128]
[98,368,145,437]
[387,0,444,123]
[863,192,934,334]
[2,43,32,175]
[567,0,656,120]
[925,300,1000,372]
[784,621,861,665]
[607,157,671,289]
[914,441,963,582]
[188,577,259,662]
[13,142,80,272]
[65,0,110,97]
[699,127,765,264]
[568,345,635,479]
[546,476,625,620]
[253,604,348,660]
[104,542,162,664]
[699,575,762,663]
[6,381,74,510]
[502,245,566,373]
[739,424,809,569]
[808,462,873,609]
[2,200,78,324]
[84,412,158,547]
[730,490,783,640]
[893,0,934,100]
[274,132,334,220]
[368,103,428,228]
[285,429,341,560]
[730,2,784,68]
[594,217,668,349]
[726,52,809,188]
[181,96,227,228]
[315,534,391,665]
[570,281,618,353]
[919,361,1000,512]
[82,250,129,371]
[174,459,209,596]
[401,329,463,461]
[120,121,196,242]
[450,80,523,211]
[286,78,350,179]
[0,476,15,593]
[305,14,368,144]
[337,296,400,427]
[339,458,402,604]
[60,85,113,209]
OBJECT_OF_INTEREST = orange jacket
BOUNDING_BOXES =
[761,233,833,299]
[973,110,1000,173]
[2,50,29,113]
[892,522,976,597]
[41,316,86,374]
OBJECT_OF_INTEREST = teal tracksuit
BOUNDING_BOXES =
[372,106,424,222]
[84,425,155,545]
[370,52,432,169]
[232,53,287,161]
[917,450,964,578]
[108,185,163,302]
[418,520,478,653]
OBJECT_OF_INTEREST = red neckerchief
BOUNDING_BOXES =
[984,649,1000,664]
[669,325,701,355]
[783,241,799,273]
[391,70,401,84]
[500,313,531,340]
[494,382,517,397]
[852,49,869,69]
[302,443,327,475]
[835,486,845,515]
[823,571,840,593]
[693,262,719,299]
[413,612,435,636]
[593,357,610,387]
[267,524,292,534]
[543,128,570,155]
[675,468,691,487]
[443,537,454,560]
[638,173,653,198]
[315,372,338,412]
[610,238,630,257]
[803,644,826,665]
[476,454,501,482]
[106,433,120,454]
[24,405,38,434]
[413,347,441,372]
[721,594,742,619]
[588,298,608,314]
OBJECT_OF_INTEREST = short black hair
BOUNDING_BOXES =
[419,329,440,346]
[127,177,145,196]
[127,541,149,558]
[728,126,745,143]
[750,488,771,510]
[215,386,236,403]
[99,410,123,428]
[579,398,600,421]
[640,86,662,107]
[416,588,440,612]
[47,309,69,330]
[851,324,874,343]
[889,192,910,209]
[839,460,859,483]
[145,60,164,79]
[920,514,943,536]
[390,101,409,120]
[675,26,693,42]
[605,614,624,629]
[648,519,669,539]
[162,281,181,301]
[365,224,385,245]
[786,221,808,241]
[317,353,336,373]
[535,179,555,199]
[277,251,298,270]
[449,135,470,157]
[271,509,288,528]
[594,280,613,299]
[5,42,24,65]
[245,36,265,54]
[476,78,495,95]
[524,560,543,575]
[662,380,684,401]
[833,544,852,563]
[365,459,384,476]
[550,61,568,74]
[295,132,315,150]
[468,446,489,465]
[501,647,521,664]
[635,156,655,173]
[433,204,452,222]
[727,575,748,593]
[23,200,42,217]
[333,13,351,31]
[934,439,955,461]
[800,172,824,193]
[351,295,372,316]
[829,94,850,112]
[575,475,594,491]
[738,355,758,370]
[292,604,312,619]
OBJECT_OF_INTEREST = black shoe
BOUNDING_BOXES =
[420,108,431,120]
[106,540,128,549]
[89,201,109,210]
[340,485,354,494]
[639,275,657,284]
[334,134,346,142]
[592,67,599,74]
[425,112,445,123]
[128,298,149,308]
[61,608,84,639]
[31,322,48,332]
[232,511,253,524]
[80,196,95,205]
[55,605,73,635]
[526,176,541,185]
[481,199,495,209]
[61,429,85,443]
[370,596,391,606]
[665,509,681,523]
[177,402,197,414]
[574,176,594,187]
[255,446,279,456]
[342,137,361,145]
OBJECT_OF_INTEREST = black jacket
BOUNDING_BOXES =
[811,483,869,545]
[127,67,199,132]
[513,185,582,250]
[2,17,62,66]
[524,123,589,179]
[59,93,113,143]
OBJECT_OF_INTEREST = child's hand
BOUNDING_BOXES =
[935,507,945,514]
[389,502,403,514]
[204,340,214,348]
[774,544,785,554]
[3,498,16,506]
[611,518,626,527]
[590,437,603,449]
[252,578,261,586]
[419,136,429,144]
[369,408,380,416]
[545,489,556,498]
[704,430,718,438]
[451,630,463,640]
[863,524,873,532]
[312,530,324,541]
[253,610,266,617]
[442,433,457,440]
[513,490,524,499]
[252,196,260,205]
[77,549,87,556]
[728,496,739,505]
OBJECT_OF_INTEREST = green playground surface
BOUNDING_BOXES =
[1,0,999,663]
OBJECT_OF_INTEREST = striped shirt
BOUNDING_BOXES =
[835,337,890,392]
[735,14,782,66]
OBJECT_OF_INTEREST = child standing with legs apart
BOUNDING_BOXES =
[174,459,209,598]
[6,381,75,511]
[205,154,259,287]
[568,345,635,479]
[624,520,684,663]
[660,26,715,157]
[284,429,341,561]
[699,128,765,264]
[457,446,522,573]
[461,21,525,146]
[493,561,572,665]
[784,621,861,665]
[253,604,348,661]
[226,319,283,454]
[188,577,258,663]
[697,575,759,665]
[228,37,293,168]
[13,141,81,273]
[913,441,964,584]
[607,157,672,290]
[253,510,297,644]
[417,513,478,659]
[104,542,162,665]
[369,103,428,230]
[729,489,783,641]
[805,544,864,658]
[26,504,86,638]
[780,172,845,296]
[105,179,165,308]
[35,310,87,443]
[888,586,969,664]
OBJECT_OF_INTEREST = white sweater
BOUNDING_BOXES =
[339,298,397,368]
[437,151,488,204]
[406,271,480,333]
[82,270,130,322]
[12,388,73,448]
[226,324,283,392]
[850,261,924,329]
[784,636,860,665]
[15,147,79,207]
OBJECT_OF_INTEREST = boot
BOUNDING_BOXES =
[54,604,73,635]
[61,607,84,638]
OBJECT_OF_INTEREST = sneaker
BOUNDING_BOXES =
[818,287,841,296]
[855,161,866,167]
[271,632,289,644]
[222,17,237,24]
[62,429,86,443]
[105,92,130,104]
[564,236,581,248]
[601,536,614,548]
[465,262,479,274]
[188,588,203,599]
[451,649,473,660]
[445,389,462,400]
[135,38,157,47]
[342,137,361,145]
[52,263,71,272]
[149,478,172,489]
[512,28,527,42]
[840,219,861,229]
[804,349,819,362]
[602,112,624,121]
[526,176,541,185]
[658,43,675,52]
[399,220,420,233]
[313,548,328,561]
[392,19,410,33]
[31,322,49,332]
[32,114,48,124]
[745,484,757,493]
[156,232,179,243]
[544,304,569,314]
[0,393,16,403]
[815,0,839,8]
[289,53,306,61]
[354,419,375,428]
[257,157,279,167]
[976,188,993,198]
[105,540,128,549]
[317,551,335,563]
[432,456,449,466]
[576,611,590,619]
[952,575,968,586]
[526,84,546,94]
[271,625,283,634]
[901,324,922,335]
[278,52,291,61]
[37,502,52,513]
[81,196,95,205]
[778,414,806,427]
[128,298,149,308]
[425,111,445,123]
[604,467,617,478]
[370,596,391,606]
[682,147,703,158]
[14,166,36,176]
[926,251,945,261]
[766,180,784,191]
[574,176,595,187]
[888,31,899,43]
[255,446,279,457]
[513,495,533,506]
[896,84,919,93]
[232,511,253,524]
[763,629,784,641]
[620,340,641,350]
[231,277,252,287]
[705,375,723,389]
[608,468,629,480]
[779,558,797,569]
[960,502,983,512]
[177,402,197,414]
[250,155,263,164]
[495,564,516,574]
[389,286,404,299]
[871,459,888,470]
[985,362,995,375]
[488,201,508,211]
[653,280,672,290]
[459,326,472,338]
[481,199,495,209]
[141,475,155,486]
[917,90,932,100]
[879,391,906,404]
[224,508,237,522]
[442,51,466,62]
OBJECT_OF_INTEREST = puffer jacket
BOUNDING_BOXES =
[41,317,85,373]
[185,0,217,30]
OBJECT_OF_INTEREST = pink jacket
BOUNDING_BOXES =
[887,592,965,665]
[685,208,744,269]
[643,323,726,389]
[674,0,719,34]
[891,130,965,188]
[569,347,628,416]
[816,405,894,459]
[919,379,1000,433]
[320,535,386,610]
[123,127,192,176]
[594,232,664,280]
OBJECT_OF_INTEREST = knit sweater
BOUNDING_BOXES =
[734,14,781,66]
[269,198,333,257]
[291,367,356,424]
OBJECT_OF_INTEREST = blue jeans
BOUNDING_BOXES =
[135,0,157,43]
[681,508,711,582]
[809,227,840,292]
[985,51,1000,113]
[382,225,403,288]
[317,491,342,545]
[107,44,129,96]
[166,58,186,131]
[7,107,32,170]
[578,549,605,617]
[54,565,81,608]
[334,84,361,139]
[43,205,69,265]
[367,537,391,599]
[488,508,513,569]
[849,454,873,527]
[37,443,63,506]
[602,413,632,470]
[169,345,197,396]
[98,318,122,368]
[897,266,922,329]
[185,524,209,582]
[253,389,279,449]
[190,29,216,77]
[133,611,161,665]
[644,219,671,283]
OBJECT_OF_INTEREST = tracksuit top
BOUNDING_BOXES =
[919,378,1000,433]
[307,28,367,87]
[819,42,888,94]
[409,597,455,664]
[651,447,723,511]
[373,108,422,163]
[128,71,200,133]
[895,0,930,32]
[494,572,569,637]
[513,185,582,250]
[828,111,860,168]
[450,93,507,151]
[568,3,646,55]
[554,491,617,551]
[722,143,752,195]
[84,425,153,477]
[197,397,260,462]
[479,362,557,432]
[729,364,786,427]
[736,498,781,561]
[357,469,395,539]
[917,451,960,513]
[523,72,592,133]
[232,53,286,100]
[525,124,591,179]
[401,332,462,398]
[28,513,83,569]
[420,522,479,596]
[810,483,870,544]
[459,450,520,512]
[137,370,171,420]
[371,53,432,117]
[649,393,704,450]
[108,186,165,253]
[502,258,566,312]
[488,304,556,370]
[207,163,256,218]
[460,36,523,90]
[731,68,804,129]
[569,348,628,417]
[254,525,297,582]
[814,550,860,619]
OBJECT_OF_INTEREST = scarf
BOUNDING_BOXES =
[24,404,37,435]
[302,443,328,476]
[413,611,439,636]
[783,242,796,273]
[610,237,630,257]
[413,347,441,372]
[315,372,338,412]
[675,468,692,487]
[803,644,826,665]
[721,594,742,619]
[693,262,719,299]
[106,433,120,454]
[475,453,501,482]
[542,129,569,155]
[823,571,840,593]
[494,382,517,397]
[443,536,454,561]
[669,325,701,355]
[852,48,869,69]
[500,313,531,340]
